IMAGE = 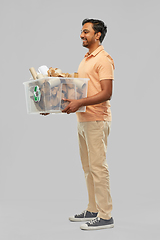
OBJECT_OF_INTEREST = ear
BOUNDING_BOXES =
[95,32,101,41]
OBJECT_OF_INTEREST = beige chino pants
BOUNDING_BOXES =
[77,121,113,220]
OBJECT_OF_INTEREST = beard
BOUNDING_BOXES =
[81,36,95,48]
[82,39,89,48]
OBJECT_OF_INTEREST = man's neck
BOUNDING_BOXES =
[88,43,101,54]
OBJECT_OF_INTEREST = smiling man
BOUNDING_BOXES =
[63,18,115,230]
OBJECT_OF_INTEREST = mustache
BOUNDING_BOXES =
[81,37,87,40]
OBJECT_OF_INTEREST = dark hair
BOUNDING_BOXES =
[82,18,107,43]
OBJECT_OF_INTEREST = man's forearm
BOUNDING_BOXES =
[79,89,112,107]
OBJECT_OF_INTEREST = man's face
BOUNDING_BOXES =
[80,22,98,48]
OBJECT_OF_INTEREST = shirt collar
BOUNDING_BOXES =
[84,45,104,58]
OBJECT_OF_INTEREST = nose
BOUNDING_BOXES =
[80,31,84,39]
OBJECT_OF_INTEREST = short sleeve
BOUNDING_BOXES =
[97,55,115,80]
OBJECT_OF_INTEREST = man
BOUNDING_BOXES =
[62,18,115,230]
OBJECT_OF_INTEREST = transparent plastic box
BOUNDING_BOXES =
[23,77,89,114]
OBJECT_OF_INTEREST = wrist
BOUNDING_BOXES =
[78,98,84,107]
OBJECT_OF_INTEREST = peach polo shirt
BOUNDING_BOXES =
[76,45,115,122]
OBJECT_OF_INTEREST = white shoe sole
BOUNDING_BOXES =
[69,216,97,222]
[80,223,114,230]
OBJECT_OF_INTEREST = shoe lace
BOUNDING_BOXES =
[76,210,87,217]
[88,217,100,224]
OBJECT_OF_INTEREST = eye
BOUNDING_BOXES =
[81,30,89,34]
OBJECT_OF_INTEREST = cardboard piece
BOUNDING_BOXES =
[29,67,37,80]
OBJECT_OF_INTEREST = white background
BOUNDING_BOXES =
[0,0,160,239]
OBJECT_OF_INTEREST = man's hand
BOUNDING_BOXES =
[40,113,50,116]
[62,99,81,114]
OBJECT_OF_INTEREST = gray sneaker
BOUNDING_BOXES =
[69,210,98,222]
[80,217,114,230]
